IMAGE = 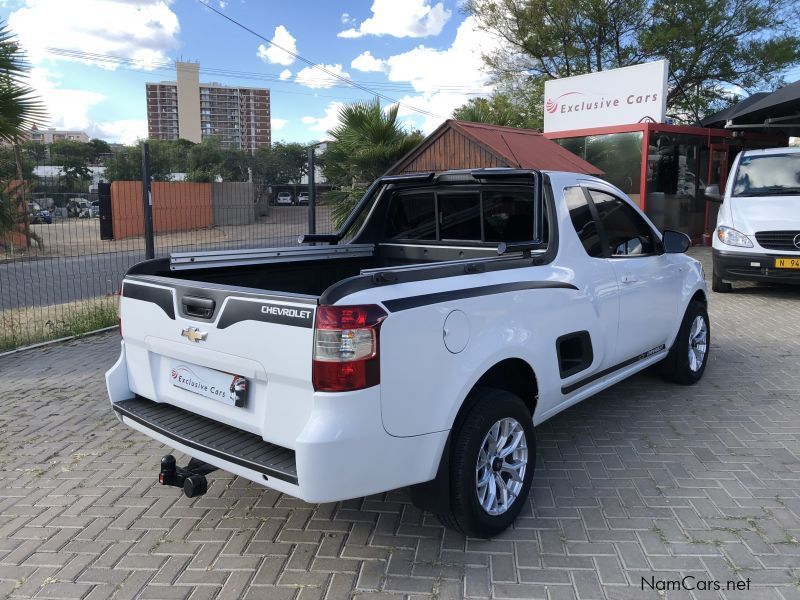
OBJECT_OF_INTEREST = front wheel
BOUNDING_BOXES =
[662,300,710,385]
[438,388,536,538]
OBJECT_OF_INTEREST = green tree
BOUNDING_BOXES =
[466,0,800,120]
[318,99,423,228]
[0,20,45,144]
[453,92,542,129]
[88,138,111,159]
[104,139,192,182]
[0,19,45,248]
[49,140,93,190]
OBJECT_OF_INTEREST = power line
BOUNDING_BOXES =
[45,47,490,97]
[194,0,447,119]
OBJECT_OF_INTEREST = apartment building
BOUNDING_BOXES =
[146,61,271,153]
[28,127,90,144]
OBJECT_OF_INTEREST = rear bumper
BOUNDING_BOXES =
[106,342,447,503]
[713,250,800,285]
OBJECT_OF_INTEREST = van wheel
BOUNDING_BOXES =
[712,269,732,293]
[662,301,710,385]
[437,388,535,538]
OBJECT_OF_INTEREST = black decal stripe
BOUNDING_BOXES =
[113,402,298,485]
[382,281,578,312]
[218,298,314,329]
[123,282,175,319]
[561,344,667,395]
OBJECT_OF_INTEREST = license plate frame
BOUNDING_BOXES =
[169,361,248,407]
[774,257,800,269]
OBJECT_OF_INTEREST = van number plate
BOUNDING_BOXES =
[774,258,800,269]
[170,362,247,407]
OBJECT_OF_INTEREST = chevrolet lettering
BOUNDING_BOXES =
[107,168,708,538]
[261,305,312,319]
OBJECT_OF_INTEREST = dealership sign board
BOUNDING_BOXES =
[543,60,669,132]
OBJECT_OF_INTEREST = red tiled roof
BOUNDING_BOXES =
[451,120,602,174]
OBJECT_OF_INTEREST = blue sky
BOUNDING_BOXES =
[4,0,497,144]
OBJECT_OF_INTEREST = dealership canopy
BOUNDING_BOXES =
[702,80,800,136]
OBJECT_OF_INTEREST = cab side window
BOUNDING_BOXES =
[564,187,603,258]
[589,191,656,256]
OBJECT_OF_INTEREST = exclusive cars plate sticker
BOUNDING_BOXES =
[216,298,314,329]
[170,362,248,407]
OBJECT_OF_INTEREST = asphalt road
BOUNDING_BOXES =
[0,234,303,310]
[0,249,142,310]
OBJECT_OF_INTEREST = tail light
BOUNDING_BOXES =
[118,284,123,336]
[312,304,387,392]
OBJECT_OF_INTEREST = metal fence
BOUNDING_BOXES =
[0,144,334,352]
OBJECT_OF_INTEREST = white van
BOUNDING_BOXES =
[711,147,800,292]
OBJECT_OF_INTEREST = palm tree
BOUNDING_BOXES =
[0,20,44,144]
[0,19,45,248]
[320,98,423,228]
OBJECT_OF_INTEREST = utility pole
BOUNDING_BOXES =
[307,144,317,236]
[141,142,154,259]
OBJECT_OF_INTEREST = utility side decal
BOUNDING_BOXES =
[382,281,578,312]
[561,343,666,395]
[122,282,175,319]
[217,298,314,329]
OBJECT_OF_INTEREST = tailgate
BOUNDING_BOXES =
[120,276,317,449]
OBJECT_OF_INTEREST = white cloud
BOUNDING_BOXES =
[93,119,148,144]
[338,0,451,38]
[351,50,385,73]
[382,17,500,132]
[9,0,179,70]
[26,68,146,144]
[295,64,349,89]
[279,68,292,81]
[302,102,344,133]
[256,25,297,66]
[271,118,288,131]
[28,67,105,131]
[341,12,353,24]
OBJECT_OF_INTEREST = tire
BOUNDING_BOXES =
[661,301,710,385]
[437,388,536,538]
[712,269,732,293]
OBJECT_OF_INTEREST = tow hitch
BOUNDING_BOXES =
[158,455,217,498]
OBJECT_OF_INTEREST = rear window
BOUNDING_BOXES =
[732,153,800,197]
[384,187,543,244]
[439,193,481,240]
[385,192,437,240]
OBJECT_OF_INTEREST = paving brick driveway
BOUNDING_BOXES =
[1,248,799,600]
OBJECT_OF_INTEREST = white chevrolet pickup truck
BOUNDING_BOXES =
[106,169,709,537]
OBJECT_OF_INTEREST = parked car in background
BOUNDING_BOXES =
[27,201,52,224]
[711,147,800,292]
[67,198,89,218]
[297,192,309,204]
[275,191,293,205]
[107,168,708,538]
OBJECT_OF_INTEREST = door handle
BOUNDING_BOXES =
[621,274,638,284]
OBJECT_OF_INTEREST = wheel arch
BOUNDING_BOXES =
[690,288,707,307]
[455,358,539,432]
[409,357,538,516]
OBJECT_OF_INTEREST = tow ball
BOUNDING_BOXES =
[158,455,217,498]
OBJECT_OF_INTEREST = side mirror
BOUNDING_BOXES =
[704,184,722,202]
[663,229,691,254]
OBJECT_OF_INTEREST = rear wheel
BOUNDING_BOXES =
[662,301,710,385]
[712,268,732,293]
[437,388,536,538]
